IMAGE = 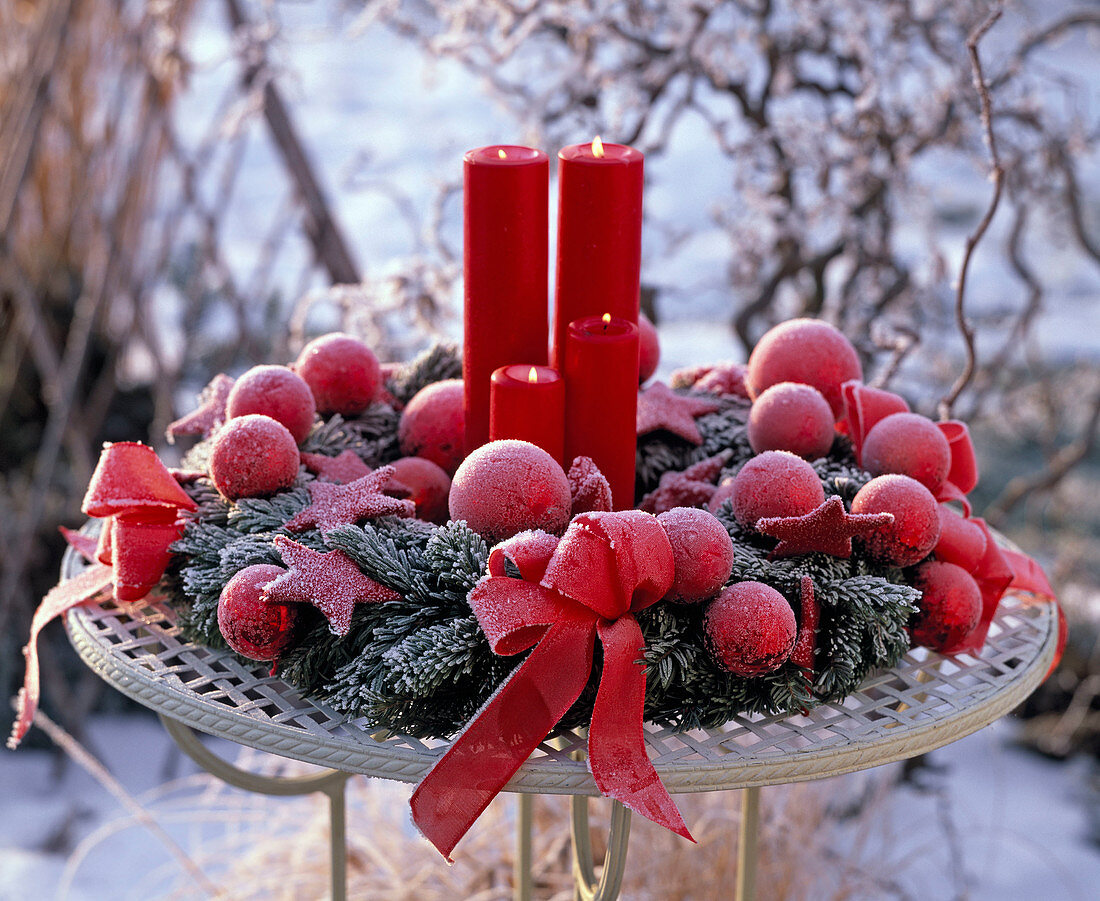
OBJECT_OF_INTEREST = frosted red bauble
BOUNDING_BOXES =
[934,506,987,573]
[748,382,835,459]
[294,332,382,416]
[389,456,451,525]
[448,439,572,542]
[704,581,797,676]
[638,313,660,384]
[657,507,735,604]
[851,474,940,567]
[861,412,951,494]
[226,364,316,444]
[210,414,301,500]
[398,378,465,475]
[714,450,825,528]
[909,561,982,652]
[217,563,298,661]
[746,318,862,419]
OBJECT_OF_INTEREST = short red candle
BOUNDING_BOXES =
[463,145,549,454]
[552,139,644,369]
[489,365,565,463]
[563,315,639,510]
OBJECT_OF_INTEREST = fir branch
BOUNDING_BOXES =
[388,342,462,405]
[227,487,311,533]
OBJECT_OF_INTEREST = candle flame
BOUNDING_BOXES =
[498,148,507,159]
[592,136,605,158]
[528,367,539,383]
[602,313,612,324]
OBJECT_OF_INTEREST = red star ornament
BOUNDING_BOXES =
[636,383,721,445]
[284,466,415,533]
[756,495,893,559]
[300,450,373,484]
[264,536,402,635]
[166,374,235,441]
[639,450,732,514]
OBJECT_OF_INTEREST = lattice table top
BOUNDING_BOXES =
[63,549,1058,797]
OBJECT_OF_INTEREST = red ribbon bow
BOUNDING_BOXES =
[410,510,693,861]
[9,442,196,749]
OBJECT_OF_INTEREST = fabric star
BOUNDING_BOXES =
[568,456,612,514]
[639,451,732,515]
[264,536,402,635]
[166,374,234,441]
[636,382,721,445]
[301,450,373,484]
[756,495,893,559]
[284,466,415,533]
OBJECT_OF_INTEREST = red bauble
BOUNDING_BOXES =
[746,318,862,419]
[704,581,797,676]
[398,378,465,475]
[712,450,825,528]
[851,474,940,567]
[656,507,734,604]
[909,561,982,653]
[638,313,660,384]
[748,382,835,459]
[861,412,951,494]
[934,506,987,573]
[210,414,301,500]
[448,439,572,542]
[218,563,298,661]
[294,332,382,416]
[226,365,317,444]
[388,456,451,525]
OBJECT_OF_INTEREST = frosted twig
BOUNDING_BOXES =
[939,5,1004,421]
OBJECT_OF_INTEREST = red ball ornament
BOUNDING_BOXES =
[398,378,465,475]
[748,381,835,459]
[449,439,572,542]
[909,561,982,652]
[638,313,660,384]
[713,450,825,529]
[934,506,987,573]
[704,581,797,676]
[226,365,317,444]
[746,318,862,419]
[217,563,299,661]
[861,412,951,494]
[388,456,451,525]
[294,332,382,416]
[210,414,301,501]
[851,474,940,567]
[657,507,735,604]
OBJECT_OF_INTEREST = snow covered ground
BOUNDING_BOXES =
[1,713,1097,899]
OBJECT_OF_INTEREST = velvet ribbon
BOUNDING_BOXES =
[8,443,197,749]
[410,511,693,861]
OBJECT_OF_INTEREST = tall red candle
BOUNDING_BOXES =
[463,145,549,454]
[563,315,639,510]
[489,365,565,463]
[552,139,644,369]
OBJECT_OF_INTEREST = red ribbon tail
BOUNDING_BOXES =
[410,618,597,861]
[590,616,693,842]
[1001,548,1064,678]
[8,563,113,750]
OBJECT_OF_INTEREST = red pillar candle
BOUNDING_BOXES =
[463,145,549,454]
[552,138,644,369]
[489,365,565,463]
[563,315,639,510]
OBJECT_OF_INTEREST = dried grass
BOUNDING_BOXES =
[52,738,936,901]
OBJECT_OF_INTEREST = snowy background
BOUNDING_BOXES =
[3,0,1100,898]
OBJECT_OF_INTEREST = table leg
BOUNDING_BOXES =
[570,795,631,901]
[736,785,760,901]
[515,793,534,901]
[159,715,351,901]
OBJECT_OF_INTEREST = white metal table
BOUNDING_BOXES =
[63,546,1058,900]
